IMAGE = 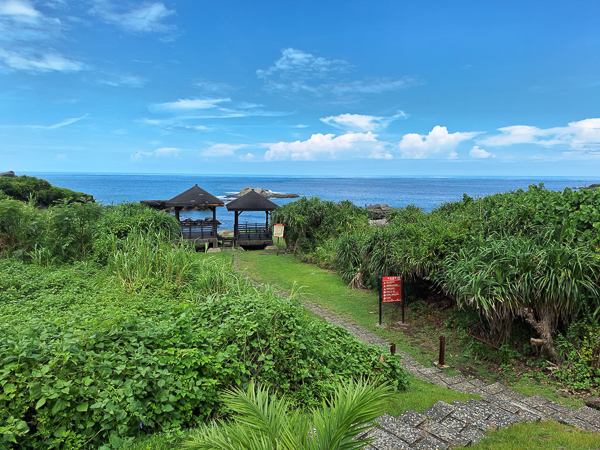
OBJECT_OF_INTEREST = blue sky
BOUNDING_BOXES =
[1,0,599,176]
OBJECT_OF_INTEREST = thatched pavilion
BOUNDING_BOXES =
[166,184,224,245]
[226,190,277,247]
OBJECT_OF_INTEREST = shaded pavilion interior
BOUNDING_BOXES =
[166,184,224,243]
[226,190,277,247]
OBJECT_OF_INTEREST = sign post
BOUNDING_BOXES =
[273,223,284,256]
[379,276,403,326]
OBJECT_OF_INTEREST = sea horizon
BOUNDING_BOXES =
[21,172,592,231]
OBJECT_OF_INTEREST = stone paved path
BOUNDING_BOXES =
[232,252,600,448]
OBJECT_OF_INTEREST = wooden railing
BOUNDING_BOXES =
[236,223,272,239]
[179,219,216,239]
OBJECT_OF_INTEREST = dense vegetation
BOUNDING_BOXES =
[0,196,408,449]
[0,175,91,207]
[273,186,600,388]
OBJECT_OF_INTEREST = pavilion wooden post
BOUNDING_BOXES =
[234,211,240,239]
[212,207,217,236]
[174,207,182,221]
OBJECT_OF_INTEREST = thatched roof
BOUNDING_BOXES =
[166,184,224,208]
[226,190,278,212]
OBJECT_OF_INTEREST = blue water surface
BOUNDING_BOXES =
[28,173,588,231]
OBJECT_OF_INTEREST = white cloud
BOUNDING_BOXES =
[155,147,180,156]
[469,145,493,158]
[257,48,420,97]
[321,111,406,132]
[0,0,39,20]
[202,143,246,157]
[19,113,89,129]
[330,78,420,95]
[239,153,255,161]
[97,72,146,87]
[480,118,600,154]
[90,1,175,34]
[399,126,479,159]
[131,147,180,161]
[0,49,86,72]
[195,80,235,93]
[264,132,385,161]
[0,1,88,73]
[150,98,230,112]
[257,48,350,79]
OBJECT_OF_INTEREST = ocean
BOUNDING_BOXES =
[29,173,588,231]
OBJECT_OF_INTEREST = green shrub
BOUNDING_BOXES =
[0,257,408,449]
[0,175,90,206]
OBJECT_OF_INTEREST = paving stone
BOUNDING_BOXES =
[494,388,528,402]
[486,409,521,430]
[460,425,487,444]
[555,415,600,432]
[547,402,578,416]
[535,404,562,418]
[419,367,442,375]
[411,435,449,450]
[465,388,487,397]
[481,382,507,395]
[574,406,600,423]
[444,375,468,385]
[397,410,428,428]
[516,409,542,422]
[423,401,456,421]
[378,414,426,445]
[440,416,467,432]
[520,394,551,408]
[419,420,472,447]
[482,395,522,414]
[450,401,490,423]
[451,381,478,394]
[369,428,412,450]
[467,378,487,389]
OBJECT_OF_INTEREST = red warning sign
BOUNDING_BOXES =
[382,276,402,302]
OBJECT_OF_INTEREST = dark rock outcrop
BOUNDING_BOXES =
[0,171,16,177]
[574,183,600,190]
[140,200,168,209]
[366,203,393,220]
[225,187,299,199]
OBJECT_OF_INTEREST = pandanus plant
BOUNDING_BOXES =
[440,234,600,356]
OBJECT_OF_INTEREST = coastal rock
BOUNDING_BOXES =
[140,200,168,209]
[366,203,393,220]
[369,218,388,227]
[586,397,600,410]
[225,187,299,199]
[0,170,16,177]
[575,183,600,190]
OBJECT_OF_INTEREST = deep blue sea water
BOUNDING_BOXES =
[29,173,589,231]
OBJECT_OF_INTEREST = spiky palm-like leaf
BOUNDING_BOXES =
[185,380,393,450]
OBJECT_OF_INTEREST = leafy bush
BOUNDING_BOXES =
[0,257,408,449]
[0,175,90,206]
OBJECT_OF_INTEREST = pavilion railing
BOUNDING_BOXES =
[236,223,272,240]
[179,219,217,239]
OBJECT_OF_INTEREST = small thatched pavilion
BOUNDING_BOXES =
[166,184,224,244]
[226,190,277,247]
